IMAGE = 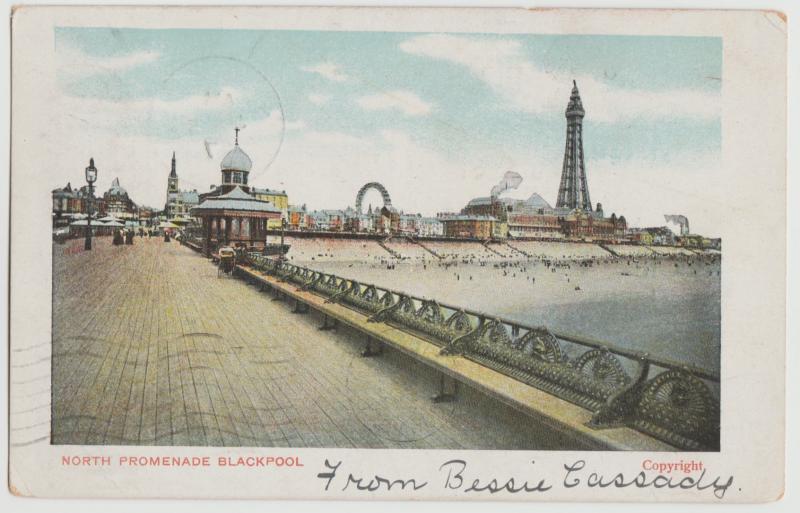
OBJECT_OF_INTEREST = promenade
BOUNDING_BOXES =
[52,236,561,448]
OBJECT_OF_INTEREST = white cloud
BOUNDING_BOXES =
[356,90,433,117]
[56,87,246,135]
[58,43,160,75]
[301,62,349,82]
[400,34,719,123]
[120,87,243,113]
[308,93,331,105]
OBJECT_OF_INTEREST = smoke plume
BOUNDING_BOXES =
[490,171,523,197]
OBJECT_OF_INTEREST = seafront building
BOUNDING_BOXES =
[53,178,140,223]
[437,213,500,239]
[252,187,289,216]
[51,182,90,228]
[416,216,444,237]
[287,204,309,230]
[102,177,139,221]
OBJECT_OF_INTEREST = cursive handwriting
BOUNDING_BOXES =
[440,459,552,494]
[317,458,735,499]
[563,460,734,500]
[316,459,427,492]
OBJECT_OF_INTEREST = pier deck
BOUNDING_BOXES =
[53,236,594,449]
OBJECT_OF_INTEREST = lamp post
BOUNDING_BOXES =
[84,158,98,251]
[280,217,286,261]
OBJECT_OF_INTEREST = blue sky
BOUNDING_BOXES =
[53,28,723,234]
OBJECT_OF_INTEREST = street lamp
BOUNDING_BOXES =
[84,158,97,251]
[279,217,287,261]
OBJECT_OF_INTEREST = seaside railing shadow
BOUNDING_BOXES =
[178,233,719,451]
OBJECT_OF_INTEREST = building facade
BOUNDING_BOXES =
[416,216,444,237]
[464,193,563,239]
[287,204,308,230]
[251,188,289,211]
[642,226,676,246]
[103,178,137,220]
[507,212,564,239]
[52,183,87,227]
[438,214,497,239]
[560,211,627,241]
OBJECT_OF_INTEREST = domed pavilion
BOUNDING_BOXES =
[191,129,282,256]
[217,127,253,195]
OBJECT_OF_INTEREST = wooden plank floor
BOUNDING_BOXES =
[52,236,578,449]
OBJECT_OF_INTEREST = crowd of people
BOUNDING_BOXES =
[295,245,718,302]
[110,227,176,246]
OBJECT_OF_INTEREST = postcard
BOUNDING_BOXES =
[8,5,786,502]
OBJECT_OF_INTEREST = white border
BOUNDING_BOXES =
[3,0,795,510]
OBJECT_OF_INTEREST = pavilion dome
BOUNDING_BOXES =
[107,177,128,197]
[220,145,252,172]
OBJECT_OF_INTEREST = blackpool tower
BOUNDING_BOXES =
[556,81,592,212]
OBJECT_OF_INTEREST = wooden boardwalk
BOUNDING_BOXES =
[52,236,570,449]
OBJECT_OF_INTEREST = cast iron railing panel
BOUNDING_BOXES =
[242,252,720,451]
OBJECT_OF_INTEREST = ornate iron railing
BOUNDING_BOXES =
[242,252,720,451]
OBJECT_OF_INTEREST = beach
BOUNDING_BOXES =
[287,246,721,373]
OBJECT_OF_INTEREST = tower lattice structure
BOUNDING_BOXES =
[556,81,592,212]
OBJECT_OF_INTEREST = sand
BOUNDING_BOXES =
[292,255,721,374]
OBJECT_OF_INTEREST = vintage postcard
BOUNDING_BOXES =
[8,5,786,502]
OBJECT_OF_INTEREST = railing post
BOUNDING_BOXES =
[292,299,309,314]
[432,374,458,403]
[319,314,337,331]
[361,336,383,357]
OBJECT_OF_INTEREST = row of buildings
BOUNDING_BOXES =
[52,82,717,248]
[284,204,443,237]
[52,178,158,228]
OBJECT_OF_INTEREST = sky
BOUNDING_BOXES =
[52,28,723,235]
